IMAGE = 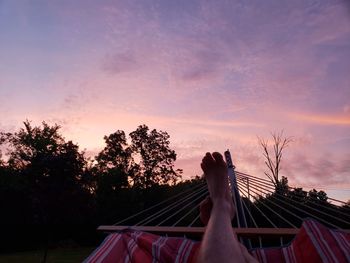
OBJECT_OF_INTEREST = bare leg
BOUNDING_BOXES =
[197,152,257,263]
[199,196,212,226]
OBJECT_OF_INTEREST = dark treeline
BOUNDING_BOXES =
[1,121,349,252]
[0,121,201,252]
[237,177,350,248]
[244,177,350,230]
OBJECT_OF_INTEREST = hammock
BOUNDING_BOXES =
[84,219,350,263]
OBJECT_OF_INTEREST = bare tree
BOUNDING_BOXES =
[258,131,292,187]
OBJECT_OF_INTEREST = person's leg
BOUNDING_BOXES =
[197,152,257,263]
[199,196,212,226]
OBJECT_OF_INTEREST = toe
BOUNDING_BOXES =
[201,152,215,167]
[212,152,225,164]
[204,152,215,162]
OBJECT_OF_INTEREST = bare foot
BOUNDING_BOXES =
[201,152,235,219]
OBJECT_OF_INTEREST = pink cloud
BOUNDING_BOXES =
[102,52,139,74]
[282,150,350,188]
[290,113,350,126]
[1,0,349,202]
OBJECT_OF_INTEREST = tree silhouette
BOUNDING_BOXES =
[0,133,6,167]
[93,131,133,223]
[258,131,292,193]
[129,125,182,188]
[1,121,94,226]
[93,125,183,223]
[0,121,98,252]
[95,131,131,190]
[308,189,328,203]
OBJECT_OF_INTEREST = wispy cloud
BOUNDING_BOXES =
[102,52,139,75]
[290,113,350,126]
[284,152,350,187]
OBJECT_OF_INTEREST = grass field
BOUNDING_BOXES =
[0,247,95,263]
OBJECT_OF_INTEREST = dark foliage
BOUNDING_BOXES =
[129,125,183,188]
[0,121,184,252]
[0,121,348,254]
[244,177,350,229]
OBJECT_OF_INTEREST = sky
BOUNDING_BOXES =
[0,0,349,200]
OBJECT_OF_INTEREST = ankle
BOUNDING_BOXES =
[211,198,235,220]
[212,198,232,211]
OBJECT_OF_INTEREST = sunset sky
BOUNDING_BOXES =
[1,0,349,200]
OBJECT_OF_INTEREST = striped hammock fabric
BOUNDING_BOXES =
[250,219,350,263]
[85,219,350,263]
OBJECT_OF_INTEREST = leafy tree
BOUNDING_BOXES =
[287,187,307,202]
[95,131,131,190]
[276,176,289,195]
[2,121,94,225]
[0,121,99,251]
[4,121,64,171]
[129,125,182,188]
[308,189,328,203]
[94,131,133,223]
[94,125,183,222]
